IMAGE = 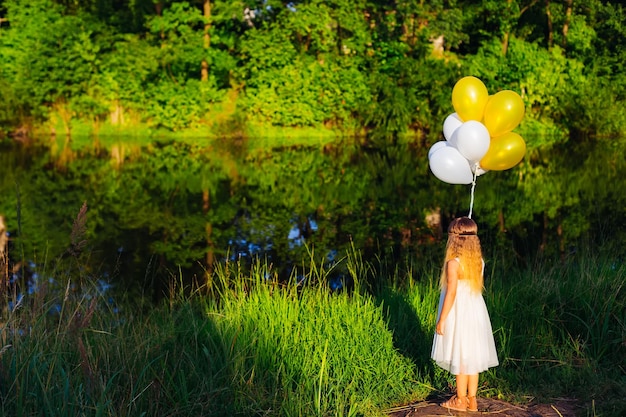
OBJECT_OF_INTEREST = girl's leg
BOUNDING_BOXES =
[467,374,478,397]
[440,374,468,411]
[456,374,469,398]
[467,374,479,411]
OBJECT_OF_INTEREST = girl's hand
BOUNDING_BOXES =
[436,321,444,335]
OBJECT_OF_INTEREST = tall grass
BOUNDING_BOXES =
[0,245,423,416]
[484,255,625,412]
[205,256,420,416]
[0,215,624,416]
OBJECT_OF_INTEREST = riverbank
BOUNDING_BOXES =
[0,245,622,416]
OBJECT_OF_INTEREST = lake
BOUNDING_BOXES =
[1,135,624,299]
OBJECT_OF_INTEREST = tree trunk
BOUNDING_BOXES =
[155,1,164,40]
[545,0,553,48]
[501,31,510,56]
[562,0,573,49]
[201,0,211,82]
[502,0,513,56]
[504,0,540,55]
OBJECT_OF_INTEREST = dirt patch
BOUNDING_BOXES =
[386,397,581,417]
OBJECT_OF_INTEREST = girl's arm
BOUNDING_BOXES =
[435,259,459,335]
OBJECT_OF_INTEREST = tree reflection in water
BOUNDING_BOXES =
[1,137,625,300]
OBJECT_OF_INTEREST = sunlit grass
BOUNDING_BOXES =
[0,244,623,416]
[0,248,422,416]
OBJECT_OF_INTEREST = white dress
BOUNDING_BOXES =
[431,260,499,375]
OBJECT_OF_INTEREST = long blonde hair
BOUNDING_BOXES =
[439,217,484,293]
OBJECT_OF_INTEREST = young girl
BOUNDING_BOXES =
[431,217,498,412]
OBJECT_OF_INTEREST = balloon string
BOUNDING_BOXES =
[468,167,478,219]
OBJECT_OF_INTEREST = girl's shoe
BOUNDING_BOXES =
[440,395,467,412]
[467,396,478,412]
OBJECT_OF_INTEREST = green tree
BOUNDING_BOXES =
[0,0,120,132]
[237,1,373,129]
[1,0,625,138]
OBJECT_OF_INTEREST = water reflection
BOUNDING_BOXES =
[1,136,625,299]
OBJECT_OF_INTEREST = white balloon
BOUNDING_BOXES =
[429,146,474,185]
[448,128,459,148]
[443,112,463,142]
[471,162,489,176]
[428,141,449,160]
[455,121,491,162]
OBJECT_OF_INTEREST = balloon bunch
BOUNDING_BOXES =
[428,76,527,185]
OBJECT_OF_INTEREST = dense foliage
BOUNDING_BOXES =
[1,0,625,142]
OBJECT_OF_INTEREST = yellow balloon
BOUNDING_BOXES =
[451,76,489,122]
[483,90,525,137]
[479,132,526,171]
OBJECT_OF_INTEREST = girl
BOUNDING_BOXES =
[431,217,498,412]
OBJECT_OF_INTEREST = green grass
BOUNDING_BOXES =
[0,247,623,416]
[484,256,626,411]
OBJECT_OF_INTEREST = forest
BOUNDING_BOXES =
[0,3,625,416]
[2,0,626,288]
[0,0,625,144]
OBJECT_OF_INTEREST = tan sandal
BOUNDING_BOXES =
[440,395,467,412]
[467,396,478,412]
